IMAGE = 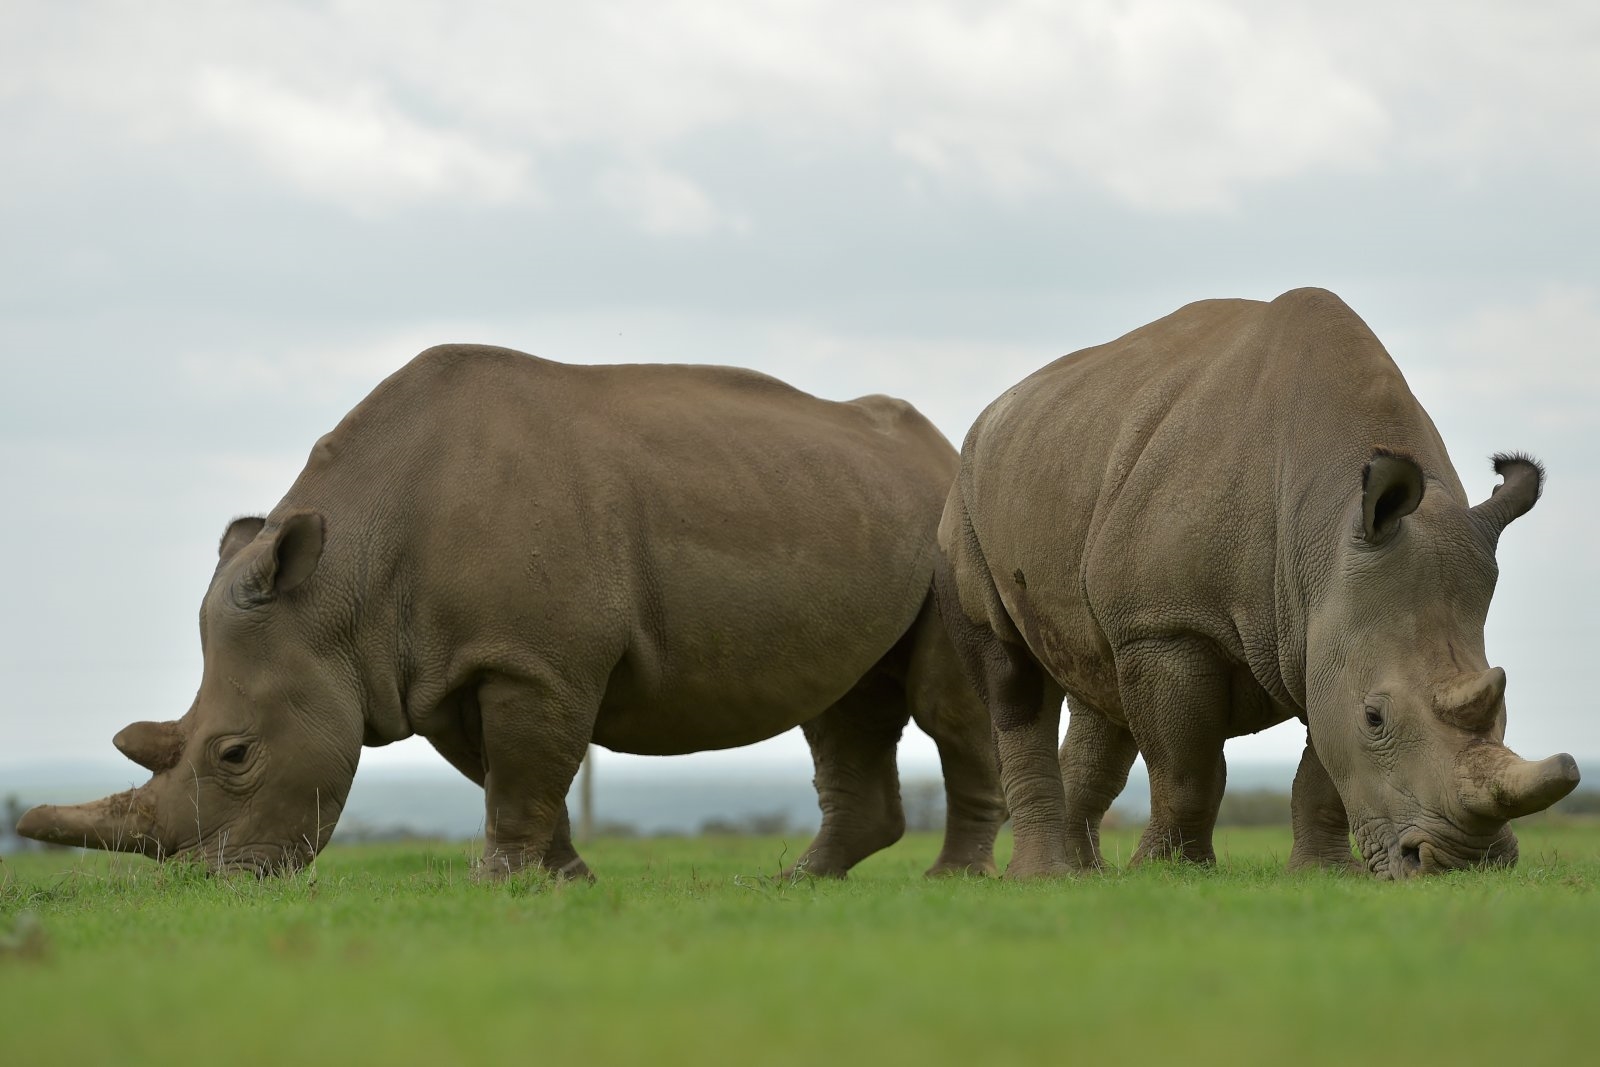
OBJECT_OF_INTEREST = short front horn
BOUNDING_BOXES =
[113,720,185,773]
[1434,668,1506,733]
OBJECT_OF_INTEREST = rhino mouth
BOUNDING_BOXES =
[169,840,315,877]
[1355,817,1516,879]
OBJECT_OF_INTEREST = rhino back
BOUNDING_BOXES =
[961,288,1461,718]
[272,344,956,753]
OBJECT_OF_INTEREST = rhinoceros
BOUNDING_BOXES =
[18,345,1004,878]
[938,288,1579,879]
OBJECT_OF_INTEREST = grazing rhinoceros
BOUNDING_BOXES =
[18,345,1004,878]
[938,288,1579,879]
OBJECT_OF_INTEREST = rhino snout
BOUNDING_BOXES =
[1390,824,1518,879]
[1398,839,1424,878]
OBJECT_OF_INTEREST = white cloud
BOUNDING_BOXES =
[598,163,745,236]
[1303,1,1600,177]
[1417,286,1600,432]
[26,0,1596,217]
[191,68,532,213]
[177,324,487,405]
[405,0,1393,212]
[877,1,1389,209]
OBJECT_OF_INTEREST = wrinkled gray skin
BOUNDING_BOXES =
[19,346,1004,879]
[939,288,1580,880]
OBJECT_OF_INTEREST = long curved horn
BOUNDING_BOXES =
[1469,453,1543,542]
[1459,747,1580,821]
[114,720,185,773]
[14,788,162,856]
[1434,668,1506,733]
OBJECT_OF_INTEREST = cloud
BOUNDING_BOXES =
[191,68,533,214]
[598,163,746,236]
[877,1,1389,209]
[1305,1,1600,178]
[176,322,499,404]
[1416,286,1600,432]
[395,0,1393,212]
[15,0,1555,219]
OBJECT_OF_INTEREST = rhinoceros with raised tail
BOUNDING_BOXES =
[19,346,1004,878]
[938,288,1579,879]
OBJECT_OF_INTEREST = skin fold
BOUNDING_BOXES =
[938,288,1579,880]
[19,346,1004,880]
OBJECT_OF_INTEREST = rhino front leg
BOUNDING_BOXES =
[1119,640,1229,866]
[1058,701,1138,869]
[1287,737,1360,872]
[477,673,596,881]
[790,671,909,879]
[423,709,594,880]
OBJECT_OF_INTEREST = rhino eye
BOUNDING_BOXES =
[1364,707,1384,730]
[220,743,251,765]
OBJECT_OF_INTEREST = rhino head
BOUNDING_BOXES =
[1306,450,1579,878]
[16,513,363,874]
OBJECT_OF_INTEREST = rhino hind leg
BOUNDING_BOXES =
[1058,701,1138,869]
[1287,739,1361,873]
[476,673,597,881]
[936,498,1072,879]
[789,671,910,879]
[1119,639,1229,867]
[938,606,1071,879]
[904,599,1005,878]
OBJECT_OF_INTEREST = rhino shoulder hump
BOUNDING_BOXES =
[406,343,551,375]
[849,392,918,425]
[849,393,951,447]
[1268,286,1359,321]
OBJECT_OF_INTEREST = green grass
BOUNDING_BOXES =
[3,823,1598,1066]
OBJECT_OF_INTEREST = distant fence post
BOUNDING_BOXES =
[577,746,595,843]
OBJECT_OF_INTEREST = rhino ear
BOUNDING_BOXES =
[1361,448,1424,545]
[219,516,266,565]
[235,511,325,606]
[1469,452,1543,544]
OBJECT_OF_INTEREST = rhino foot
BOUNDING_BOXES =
[473,847,596,885]
[779,853,850,880]
[548,855,596,883]
[1286,847,1363,874]
[1002,856,1082,880]
[924,854,999,878]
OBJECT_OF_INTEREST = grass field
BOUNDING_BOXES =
[4,823,1598,1066]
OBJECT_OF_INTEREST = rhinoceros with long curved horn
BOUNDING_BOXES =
[938,287,1579,879]
[19,347,1006,878]
[18,511,360,873]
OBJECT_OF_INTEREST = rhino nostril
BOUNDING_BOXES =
[1400,844,1422,873]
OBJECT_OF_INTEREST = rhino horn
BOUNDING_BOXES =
[1468,453,1543,541]
[1433,667,1506,733]
[113,719,186,773]
[1459,746,1581,822]
[15,788,162,856]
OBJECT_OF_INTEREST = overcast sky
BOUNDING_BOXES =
[2,1,1596,789]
